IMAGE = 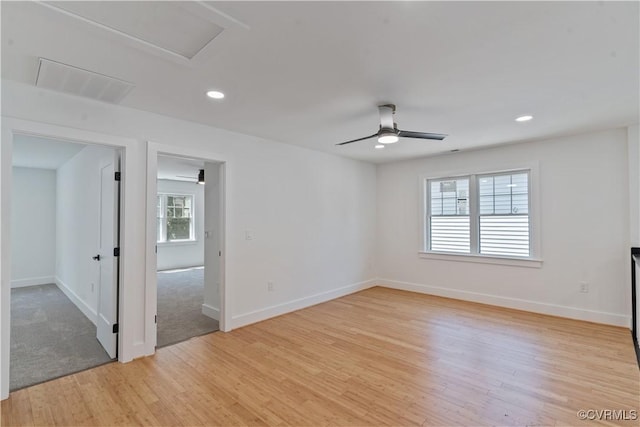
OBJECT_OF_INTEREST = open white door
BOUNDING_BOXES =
[203,162,222,321]
[96,153,120,358]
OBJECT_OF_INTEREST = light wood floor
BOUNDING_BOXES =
[2,287,639,426]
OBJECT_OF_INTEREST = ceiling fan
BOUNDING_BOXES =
[175,169,205,184]
[336,104,447,146]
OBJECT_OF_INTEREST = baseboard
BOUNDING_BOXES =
[378,278,630,327]
[55,277,97,325]
[230,279,376,330]
[202,303,219,321]
[10,276,55,288]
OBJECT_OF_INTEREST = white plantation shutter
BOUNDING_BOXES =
[429,178,470,253]
[479,216,529,256]
[431,216,470,253]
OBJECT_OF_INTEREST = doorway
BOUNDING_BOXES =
[146,143,227,348]
[9,134,120,390]
[155,155,219,346]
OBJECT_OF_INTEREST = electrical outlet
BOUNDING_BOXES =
[579,282,589,293]
[267,281,274,292]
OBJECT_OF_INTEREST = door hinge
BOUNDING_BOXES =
[219,251,221,256]
[155,315,157,324]
[113,247,120,257]
[114,171,121,181]
[112,323,119,334]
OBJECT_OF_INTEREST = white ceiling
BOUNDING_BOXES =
[2,1,638,164]
[12,134,85,169]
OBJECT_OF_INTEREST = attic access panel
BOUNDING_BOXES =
[50,1,225,59]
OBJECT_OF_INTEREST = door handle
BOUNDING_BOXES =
[92,254,101,261]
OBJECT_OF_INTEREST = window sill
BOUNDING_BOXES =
[157,240,198,247]
[418,251,543,268]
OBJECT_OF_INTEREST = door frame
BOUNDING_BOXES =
[145,141,229,352]
[1,117,138,400]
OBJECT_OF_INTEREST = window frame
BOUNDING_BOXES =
[157,192,197,245]
[420,163,542,268]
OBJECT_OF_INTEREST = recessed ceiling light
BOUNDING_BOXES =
[374,144,385,149]
[206,90,225,99]
[515,115,533,122]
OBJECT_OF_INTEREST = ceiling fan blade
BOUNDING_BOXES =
[397,130,447,140]
[336,133,378,146]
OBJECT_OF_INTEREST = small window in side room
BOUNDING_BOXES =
[157,194,194,243]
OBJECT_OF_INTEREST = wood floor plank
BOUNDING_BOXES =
[2,287,639,426]
[2,389,34,427]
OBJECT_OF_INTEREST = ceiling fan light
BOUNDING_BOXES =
[378,134,399,144]
[206,90,225,99]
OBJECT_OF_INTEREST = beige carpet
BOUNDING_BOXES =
[157,267,219,348]
[10,284,112,391]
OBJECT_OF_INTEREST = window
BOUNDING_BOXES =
[425,170,533,260]
[157,194,194,243]
[478,172,529,257]
[429,178,470,253]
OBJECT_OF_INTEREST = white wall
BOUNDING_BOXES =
[156,179,205,271]
[377,128,631,326]
[628,124,640,346]
[56,144,117,324]
[629,124,639,247]
[10,167,56,287]
[1,80,376,362]
[1,115,9,399]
